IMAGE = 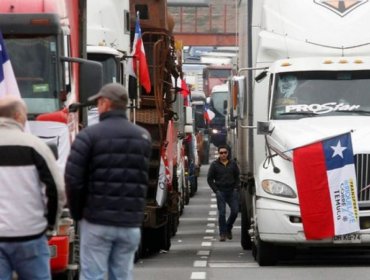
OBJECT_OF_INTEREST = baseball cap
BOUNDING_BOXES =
[88,83,128,102]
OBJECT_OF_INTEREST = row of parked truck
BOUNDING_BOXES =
[0,0,203,278]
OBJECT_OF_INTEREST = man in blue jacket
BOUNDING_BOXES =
[207,145,240,242]
[65,83,152,280]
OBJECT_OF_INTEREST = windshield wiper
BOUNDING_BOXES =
[279,112,318,117]
[333,109,370,115]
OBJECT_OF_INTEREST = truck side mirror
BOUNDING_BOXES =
[257,121,271,135]
[79,61,103,103]
[255,70,268,83]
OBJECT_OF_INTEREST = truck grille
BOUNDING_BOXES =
[355,154,370,202]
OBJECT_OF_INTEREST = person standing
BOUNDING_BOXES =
[0,96,65,279]
[207,145,240,241]
[65,83,152,280]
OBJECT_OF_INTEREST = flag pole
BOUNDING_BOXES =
[132,99,136,123]
[136,59,141,109]
[136,11,141,110]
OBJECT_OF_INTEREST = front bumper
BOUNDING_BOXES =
[257,197,370,245]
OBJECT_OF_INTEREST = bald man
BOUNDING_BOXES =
[0,96,65,280]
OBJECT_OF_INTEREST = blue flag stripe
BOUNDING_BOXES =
[0,32,10,83]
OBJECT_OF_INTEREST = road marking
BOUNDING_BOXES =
[193,260,207,267]
[207,217,216,221]
[209,262,259,268]
[197,250,210,256]
[205,229,215,233]
[211,193,215,197]
[208,211,217,216]
[210,204,217,208]
[203,236,213,240]
[190,272,206,279]
[207,223,215,227]
[211,198,217,202]
[201,242,212,247]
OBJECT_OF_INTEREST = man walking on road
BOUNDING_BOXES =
[0,96,65,279]
[65,83,152,280]
[207,145,240,241]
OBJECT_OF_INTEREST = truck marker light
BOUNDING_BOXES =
[339,59,348,64]
[354,59,363,64]
[323,59,333,64]
[31,19,50,26]
[281,62,291,67]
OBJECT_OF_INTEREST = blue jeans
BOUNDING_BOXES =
[0,235,51,280]
[216,190,239,235]
[79,219,141,280]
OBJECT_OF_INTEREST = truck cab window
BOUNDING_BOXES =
[271,70,370,119]
[5,36,58,115]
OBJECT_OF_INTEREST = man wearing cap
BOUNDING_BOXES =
[65,83,152,280]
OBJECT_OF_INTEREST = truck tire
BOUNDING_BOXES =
[255,235,277,266]
[240,188,252,250]
[160,223,171,251]
[134,230,143,263]
[201,140,210,164]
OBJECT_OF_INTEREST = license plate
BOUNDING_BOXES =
[49,245,57,258]
[333,233,361,244]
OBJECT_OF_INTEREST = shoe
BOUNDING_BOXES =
[219,235,226,242]
[227,231,232,240]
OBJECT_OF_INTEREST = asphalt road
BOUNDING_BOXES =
[133,162,370,280]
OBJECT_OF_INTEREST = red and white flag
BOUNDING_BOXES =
[204,102,215,123]
[0,32,21,99]
[293,133,360,240]
[126,13,151,94]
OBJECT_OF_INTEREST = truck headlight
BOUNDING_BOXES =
[261,180,297,198]
[212,129,219,134]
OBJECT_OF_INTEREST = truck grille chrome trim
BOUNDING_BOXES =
[355,154,370,202]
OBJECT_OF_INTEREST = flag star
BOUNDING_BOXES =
[331,140,347,158]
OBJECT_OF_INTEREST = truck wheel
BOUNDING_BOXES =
[184,178,190,205]
[134,231,143,263]
[255,235,277,266]
[240,188,252,250]
[160,223,171,251]
[201,140,210,164]
[53,270,78,280]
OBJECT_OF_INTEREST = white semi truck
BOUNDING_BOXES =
[231,0,370,266]
[86,0,130,125]
[87,0,130,85]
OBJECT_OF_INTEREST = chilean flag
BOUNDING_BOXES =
[127,13,151,94]
[293,133,360,240]
[204,102,215,123]
[0,32,21,98]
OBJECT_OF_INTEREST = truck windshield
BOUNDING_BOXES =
[211,91,228,116]
[4,36,58,115]
[271,71,370,119]
[208,69,232,78]
[88,54,118,84]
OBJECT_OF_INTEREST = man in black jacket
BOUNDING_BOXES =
[207,145,240,241]
[65,83,152,280]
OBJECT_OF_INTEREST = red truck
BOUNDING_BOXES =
[202,64,234,97]
[0,0,102,278]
